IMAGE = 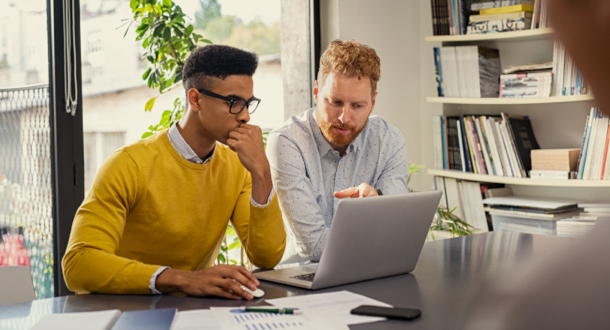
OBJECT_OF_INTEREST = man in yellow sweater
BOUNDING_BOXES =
[62,45,286,300]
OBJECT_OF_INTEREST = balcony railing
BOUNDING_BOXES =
[0,84,53,299]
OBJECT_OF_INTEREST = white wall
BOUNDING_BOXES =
[320,0,428,191]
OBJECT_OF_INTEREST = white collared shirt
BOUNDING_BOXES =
[267,107,409,263]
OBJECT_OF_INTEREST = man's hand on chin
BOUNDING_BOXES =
[226,123,273,204]
[226,123,268,173]
[334,183,379,199]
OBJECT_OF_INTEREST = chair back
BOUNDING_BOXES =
[0,266,36,306]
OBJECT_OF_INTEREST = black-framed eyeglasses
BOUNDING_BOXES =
[198,88,261,115]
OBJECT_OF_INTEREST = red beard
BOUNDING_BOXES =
[316,112,366,146]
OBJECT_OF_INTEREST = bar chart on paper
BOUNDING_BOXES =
[209,307,340,330]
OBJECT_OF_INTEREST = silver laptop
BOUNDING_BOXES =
[255,190,443,290]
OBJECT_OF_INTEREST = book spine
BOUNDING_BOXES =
[530,0,539,29]
[484,117,505,176]
[470,117,489,175]
[431,0,439,35]
[459,116,473,172]
[601,123,610,179]
[441,0,450,34]
[467,18,531,34]
[578,108,595,179]
[499,120,519,177]
[463,116,478,173]
[494,120,514,177]
[433,47,444,97]
[476,116,496,175]
[479,4,533,15]
[502,113,526,177]
[433,116,444,169]
[467,117,486,174]
[583,110,600,180]
[469,11,531,22]
[441,116,448,169]
[447,0,454,35]
[457,119,467,172]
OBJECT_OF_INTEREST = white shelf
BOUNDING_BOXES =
[428,169,610,188]
[426,94,595,105]
[425,28,554,42]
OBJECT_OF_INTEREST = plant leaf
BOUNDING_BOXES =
[145,96,157,111]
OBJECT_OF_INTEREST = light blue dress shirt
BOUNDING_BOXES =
[267,108,409,263]
[148,123,274,294]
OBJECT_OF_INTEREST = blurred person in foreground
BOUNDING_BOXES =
[62,45,285,299]
[266,40,409,263]
[466,0,610,329]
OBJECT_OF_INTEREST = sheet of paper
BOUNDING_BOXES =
[266,290,391,325]
[30,310,122,330]
[171,310,220,330]
[210,307,339,330]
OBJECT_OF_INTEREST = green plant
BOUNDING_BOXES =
[124,0,211,138]
[407,163,475,238]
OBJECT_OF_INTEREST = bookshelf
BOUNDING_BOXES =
[424,28,554,42]
[428,169,610,188]
[426,94,594,105]
[425,25,609,232]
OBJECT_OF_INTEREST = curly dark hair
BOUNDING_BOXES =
[182,45,258,93]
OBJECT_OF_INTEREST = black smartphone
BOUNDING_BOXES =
[351,305,421,320]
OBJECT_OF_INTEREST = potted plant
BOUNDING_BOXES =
[407,163,475,240]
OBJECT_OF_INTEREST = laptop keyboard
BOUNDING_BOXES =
[290,273,316,282]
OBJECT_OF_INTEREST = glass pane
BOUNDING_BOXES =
[182,0,284,130]
[0,0,53,298]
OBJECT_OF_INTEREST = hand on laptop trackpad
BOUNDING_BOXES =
[241,286,265,298]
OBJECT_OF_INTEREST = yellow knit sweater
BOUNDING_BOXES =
[62,130,286,294]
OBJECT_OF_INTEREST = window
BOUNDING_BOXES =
[84,132,125,192]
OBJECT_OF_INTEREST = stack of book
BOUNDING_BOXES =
[552,42,589,96]
[575,108,610,180]
[556,218,596,237]
[578,203,610,218]
[430,0,545,36]
[433,113,539,178]
[482,195,580,220]
[467,2,535,34]
[433,46,501,98]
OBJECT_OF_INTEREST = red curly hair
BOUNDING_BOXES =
[317,40,381,94]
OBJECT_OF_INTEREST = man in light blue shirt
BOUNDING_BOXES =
[267,40,409,263]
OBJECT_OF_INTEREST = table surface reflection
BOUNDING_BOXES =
[0,231,571,329]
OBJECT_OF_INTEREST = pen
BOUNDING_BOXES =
[240,307,302,315]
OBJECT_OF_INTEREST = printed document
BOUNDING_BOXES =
[209,307,342,330]
[266,290,392,325]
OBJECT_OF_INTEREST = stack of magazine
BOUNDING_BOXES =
[430,0,546,36]
[500,62,553,98]
[482,196,580,220]
[556,203,601,238]
[467,2,535,34]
